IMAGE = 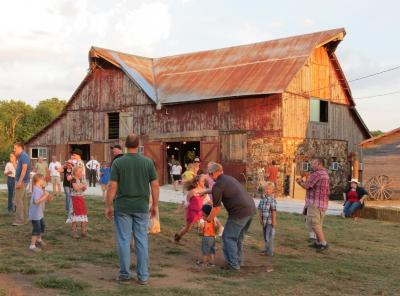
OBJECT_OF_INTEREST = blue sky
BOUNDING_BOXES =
[0,0,399,131]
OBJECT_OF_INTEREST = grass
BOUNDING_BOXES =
[35,275,89,294]
[0,191,399,295]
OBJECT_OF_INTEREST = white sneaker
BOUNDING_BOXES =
[29,246,41,253]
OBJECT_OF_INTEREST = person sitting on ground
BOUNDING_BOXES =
[28,174,53,252]
[342,178,368,218]
[197,204,217,267]
[258,181,277,256]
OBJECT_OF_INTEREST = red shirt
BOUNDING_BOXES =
[267,166,279,182]
[305,169,330,211]
[347,190,359,203]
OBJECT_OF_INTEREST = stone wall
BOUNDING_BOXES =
[247,136,350,199]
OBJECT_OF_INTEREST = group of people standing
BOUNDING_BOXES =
[2,138,370,285]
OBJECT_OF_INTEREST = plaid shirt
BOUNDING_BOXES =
[305,168,330,211]
[258,195,277,226]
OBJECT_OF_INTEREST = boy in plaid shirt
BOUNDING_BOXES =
[258,182,277,256]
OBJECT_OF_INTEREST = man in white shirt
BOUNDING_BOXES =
[171,162,183,191]
[86,155,100,187]
[48,155,62,195]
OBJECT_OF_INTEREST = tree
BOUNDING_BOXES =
[0,98,67,162]
[370,130,384,137]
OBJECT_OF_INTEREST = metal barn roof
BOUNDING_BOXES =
[90,28,346,105]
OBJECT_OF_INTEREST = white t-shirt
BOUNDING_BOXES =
[171,164,182,175]
[86,160,100,170]
[49,161,61,177]
[4,162,16,178]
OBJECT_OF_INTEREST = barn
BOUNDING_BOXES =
[26,28,370,198]
[360,128,400,200]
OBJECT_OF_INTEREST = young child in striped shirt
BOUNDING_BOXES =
[258,181,277,256]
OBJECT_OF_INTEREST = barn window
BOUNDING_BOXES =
[31,147,48,159]
[108,113,120,140]
[310,98,328,123]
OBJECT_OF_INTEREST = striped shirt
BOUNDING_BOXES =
[305,169,330,211]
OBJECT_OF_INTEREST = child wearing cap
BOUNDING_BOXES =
[197,204,217,267]
[258,181,277,256]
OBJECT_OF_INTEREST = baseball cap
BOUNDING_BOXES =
[194,157,200,163]
[111,144,122,150]
[70,149,83,156]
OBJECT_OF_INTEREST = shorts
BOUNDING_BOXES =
[306,206,325,232]
[31,218,45,236]
[201,236,216,256]
[173,175,181,181]
[51,176,61,184]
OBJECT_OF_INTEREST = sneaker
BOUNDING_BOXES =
[36,240,47,247]
[115,276,132,284]
[316,244,329,252]
[174,233,181,243]
[220,264,240,271]
[71,232,80,239]
[137,279,148,285]
[308,242,320,248]
[307,237,317,243]
[12,222,24,226]
[29,246,41,253]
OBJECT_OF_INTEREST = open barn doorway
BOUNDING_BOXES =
[69,144,90,162]
[166,141,200,183]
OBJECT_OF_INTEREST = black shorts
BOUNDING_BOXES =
[32,218,45,236]
[172,175,181,181]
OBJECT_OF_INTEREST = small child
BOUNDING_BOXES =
[99,162,110,201]
[197,204,217,267]
[69,166,88,238]
[29,174,53,252]
[258,181,277,256]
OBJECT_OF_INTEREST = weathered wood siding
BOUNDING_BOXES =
[362,133,400,199]
[283,46,367,155]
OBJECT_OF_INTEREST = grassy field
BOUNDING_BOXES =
[0,192,399,296]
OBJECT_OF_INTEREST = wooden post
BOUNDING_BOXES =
[353,153,359,180]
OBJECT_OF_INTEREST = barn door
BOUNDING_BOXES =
[144,141,165,185]
[119,112,133,139]
[91,143,105,162]
[55,144,68,162]
[200,141,220,170]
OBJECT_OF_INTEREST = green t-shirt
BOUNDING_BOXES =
[35,162,48,176]
[110,153,157,214]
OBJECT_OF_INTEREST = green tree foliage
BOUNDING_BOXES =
[0,98,66,162]
[370,130,384,137]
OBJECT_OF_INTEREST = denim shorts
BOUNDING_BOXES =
[201,236,216,255]
[31,218,45,236]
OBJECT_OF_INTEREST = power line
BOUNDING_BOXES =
[349,65,400,83]
[354,90,400,100]
[301,64,400,95]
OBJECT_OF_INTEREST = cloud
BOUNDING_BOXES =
[0,0,172,104]
[303,18,315,28]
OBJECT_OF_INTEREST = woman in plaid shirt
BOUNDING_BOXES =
[258,181,277,256]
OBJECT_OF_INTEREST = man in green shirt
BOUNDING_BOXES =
[106,134,159,285]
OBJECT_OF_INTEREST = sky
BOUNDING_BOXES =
[0,0,399,132]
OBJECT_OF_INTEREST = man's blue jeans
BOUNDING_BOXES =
[343,201,362,217]
[114,211,149,281]
[222,215,253,269]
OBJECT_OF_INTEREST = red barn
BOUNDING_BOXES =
[26,28,370,198]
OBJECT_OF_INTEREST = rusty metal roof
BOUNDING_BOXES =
[359,127,400,146]
[90,28,346,104]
